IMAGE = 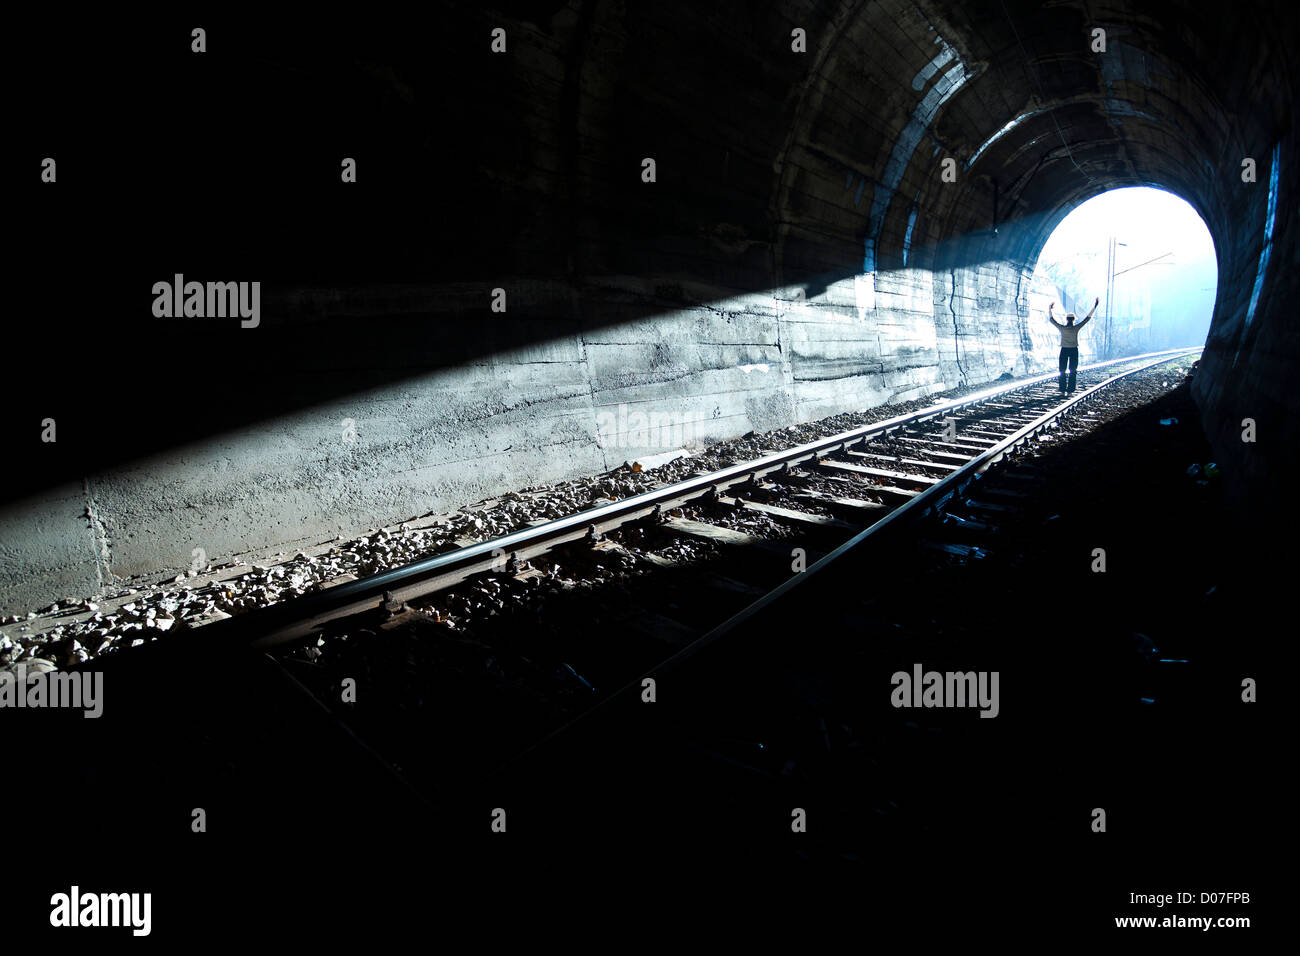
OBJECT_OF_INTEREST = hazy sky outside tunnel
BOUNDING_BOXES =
[1034,187,1218,350]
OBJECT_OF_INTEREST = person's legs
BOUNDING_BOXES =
[1066,348,1079,391]
[1058,348,1069,391]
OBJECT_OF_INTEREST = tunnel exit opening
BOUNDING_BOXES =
[1032,187,1218,360]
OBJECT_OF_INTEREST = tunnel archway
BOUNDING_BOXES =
[1032,186,1218,358]
[764,0,1293,516]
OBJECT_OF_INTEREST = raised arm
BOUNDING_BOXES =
[1047,301,1062,328]
[1077,296,1100,327]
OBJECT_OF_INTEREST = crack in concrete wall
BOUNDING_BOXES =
[949,269,970,385]
[82,477,113,594]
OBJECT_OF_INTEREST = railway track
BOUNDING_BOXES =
[26,349,1196,807]
[243,348,1198,647]
[8,342,1224,912]
[496,346,1223,868]
[221,347,1198,795]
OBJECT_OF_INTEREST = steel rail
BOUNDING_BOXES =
[482,349,1201,782]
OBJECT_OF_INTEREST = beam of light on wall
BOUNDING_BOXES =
[902,204,919,266]
[1243,142,1281,333]
[863,30,970,275]
[964,97,1161,173]
[966,111,1039,170]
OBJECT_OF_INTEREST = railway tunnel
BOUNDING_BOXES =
[5,0,1296,612]
[4,1,1292,940]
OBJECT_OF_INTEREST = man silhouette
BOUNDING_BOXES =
[1048,297,1099,393]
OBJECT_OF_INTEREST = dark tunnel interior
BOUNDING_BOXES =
[4,1,1293,940]
[11,3,1295,519]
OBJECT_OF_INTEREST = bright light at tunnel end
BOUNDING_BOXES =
[1033,187,1218,356]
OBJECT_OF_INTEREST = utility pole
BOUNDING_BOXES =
[1104,237,1118,357]
[1109,248,1175,354]
[1104,237,1110,357]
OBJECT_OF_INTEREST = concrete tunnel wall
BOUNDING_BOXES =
[3,1,1295,614]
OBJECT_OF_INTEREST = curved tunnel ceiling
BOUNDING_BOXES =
[772,0,1292,286]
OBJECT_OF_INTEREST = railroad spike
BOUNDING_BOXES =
[585,524,602,543]
[380,590,404,617]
